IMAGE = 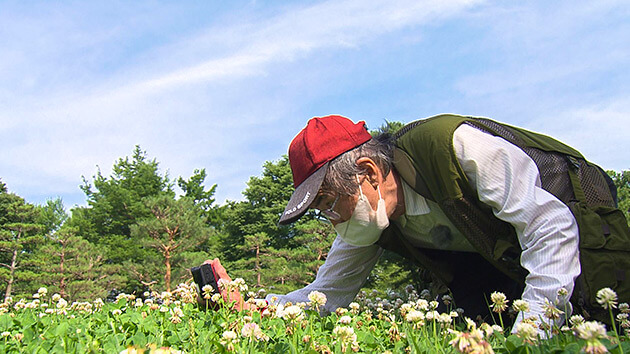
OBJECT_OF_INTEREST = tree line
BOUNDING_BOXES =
[1,123,629,302]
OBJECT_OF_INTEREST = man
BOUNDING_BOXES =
[273,113,630,328]
[208,114,629,330]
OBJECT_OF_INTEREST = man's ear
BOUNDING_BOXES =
[355,157,381,189]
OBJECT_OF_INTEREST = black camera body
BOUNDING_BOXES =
[190,263,220,301]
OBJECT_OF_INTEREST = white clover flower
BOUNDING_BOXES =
[217,278,229,290]
[93,298,104,308]
[415,299,429,311]
[570,315,585,327]
[170,314,182,324]
[335,307,348,316]
[425,310,439,321]
[557,287,569,298]
[399,303,412,316]
[280,305,304,321]
[32,293,40,299]
[220,329,239,351]
[222,330,238,341]
[338,315,352,325]
[442,294,453,305]
[438,313,453,324]
[332,326,357,343]
[349,302,360,312]
[37,287,47,296]
[241,322,267,341]
[516,322,539,343]
[111,309,122,316]
[448,327,488,354]
[201,285,214,300]
[159,306,169,313]
[464,317,476,330]
[543,298,564,320]
[490,292,509,313]
[596,288,618,309]
[211,293,222,303]
[574,321,607,341]
[429,300,439,310]
[512,299,530,313]
[479,323,494,337]
[307,291,327,308]
[1,331,10,337]
[619,303,630,314]
[171,307,183,317]
[232,278,247,293]
[57,298,68,309]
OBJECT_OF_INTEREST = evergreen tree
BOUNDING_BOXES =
[33,226,123,301]
[131,195,212,292]
[75,146,174,293]
[0,190,44,300]
[219,156,338,293]
[78,145,174,241]
[608,169,630,221]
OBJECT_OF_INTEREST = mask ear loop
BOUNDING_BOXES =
[357,174,383,200]
[356,174,364,197]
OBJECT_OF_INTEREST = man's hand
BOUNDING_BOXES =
[200,258,245,310]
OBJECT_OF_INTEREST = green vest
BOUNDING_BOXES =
[376,114,630,321]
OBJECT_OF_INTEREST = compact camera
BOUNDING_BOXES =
[190,263,220,308]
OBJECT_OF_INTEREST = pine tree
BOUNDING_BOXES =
[0,191,44,300]
[33,226,123,300]
[131,195,211,292]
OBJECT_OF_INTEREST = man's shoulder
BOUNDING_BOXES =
[395,114,472,142]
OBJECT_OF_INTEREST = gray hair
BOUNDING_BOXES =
[322,133,395,195]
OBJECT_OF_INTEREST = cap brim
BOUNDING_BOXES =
[278,162,328,225]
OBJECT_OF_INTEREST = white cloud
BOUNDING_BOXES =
[0,0,482,206]
[528,97,630,171]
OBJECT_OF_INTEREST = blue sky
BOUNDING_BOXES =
[1,0,629,208]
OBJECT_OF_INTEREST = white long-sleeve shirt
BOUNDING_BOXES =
[268,123,581,330]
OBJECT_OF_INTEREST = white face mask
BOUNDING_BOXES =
[334,176,390,247]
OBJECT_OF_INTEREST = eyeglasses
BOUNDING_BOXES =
[315,194,341,221]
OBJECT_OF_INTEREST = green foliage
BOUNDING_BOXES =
[218,156,338,294]
[0,190,45,300]
[370,119,405,137]
[74,146,176,294]
[36,197,68,236]
[608,169,630,222]
[131,196,212,292]
[78,145,174,240]
[177,169,220,225]
[1,282,628,353]
[30,226,124,301]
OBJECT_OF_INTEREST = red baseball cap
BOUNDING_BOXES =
[279,115,372,224]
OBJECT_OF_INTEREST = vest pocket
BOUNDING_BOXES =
[569,201,630,322]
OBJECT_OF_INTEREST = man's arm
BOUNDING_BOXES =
[266,235,382,313]
[453,123,580,330]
